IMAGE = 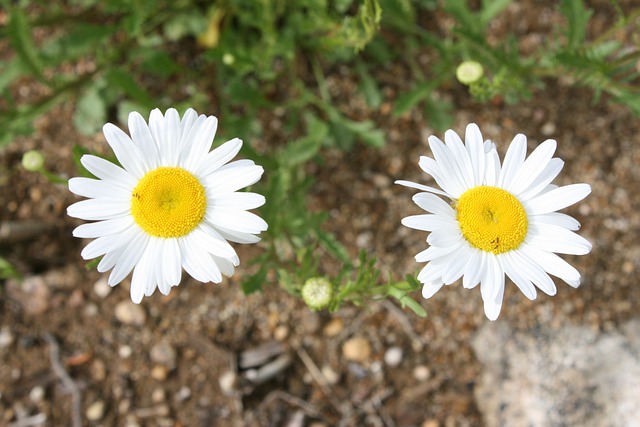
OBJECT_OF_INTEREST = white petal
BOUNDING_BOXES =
[196,138,243,178]
[130,238,158,303]
[415,243,459,262]
[442,248,471,285]
[103,123,148,178]
[206,209,268,234]
[417,257,447,283]
[81,233,121,260]
[519,244,581,288]
[530,212,581,231]
[465,123,485,187]
[210,192,266,210]
[525,183,591,215]
[67,199,130,220]
[159,238,182,294]
[214,226,261,244]
[190,225,237,259]
[422,282,444,299]
[129,111,160,169]
[517,158,564,201]
[185,115,218,171]
[73,216,134,238]
[483,148,501,187]
[213,255,237,276]
[68,177,131,200]
[148,109,168,163]
[483,283,504,321]
[498,252,537,300]
[412,193,455,217]
[508,139,556,195]
[401,214,457,232]
[428,136,467,197]
[80,155,137,189]
[179,236,222,283]
[444,128,474,189]
[510,249,557,296]
[205,162,264,195]
[394,180,450,197]
[499,133,527,188]
[527,223,592,255]
[107,229,149,286]
[427,228,462,247]
[463,248,484,289]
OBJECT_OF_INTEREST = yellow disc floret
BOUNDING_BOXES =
[456,186,528,254]
[131,167,206,238]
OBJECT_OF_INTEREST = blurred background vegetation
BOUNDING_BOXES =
[1,0,638,313]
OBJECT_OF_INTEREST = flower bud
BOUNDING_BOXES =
[302,277,333,310]
[22,150,45,172]
[456,61,484,85]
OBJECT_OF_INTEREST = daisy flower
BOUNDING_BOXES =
[397,124,591,320]
[68,108,267,303]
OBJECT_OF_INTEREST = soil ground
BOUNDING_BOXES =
[1,2,640,426]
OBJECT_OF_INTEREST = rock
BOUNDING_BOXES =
[114,300,146,326]
[343,337,371,363]
[274,325,289,341]
[413,365,431,382]
[472,318,640,427]
[175,386,191,402]
[321,365,340,385]
[151,365,169,380]
[93,277,112,298]
[6,276,50,315]
[219,371,237,396]
[150,340,176,369]
[323,318,344,337]
[0,327,14,348]
[118,345,132,359]
[86,400,105,421]
[29,386,44,403]
[384,347,403,367]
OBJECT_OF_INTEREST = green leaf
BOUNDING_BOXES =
[340,118,386,148]
[278,117,327,166]
[317,230,352,266]
[356,61,382,108]
[480,0,512,26]
[0,59,23,93]
[73,86,106,135]
[560,0,593,50]
[393,82,431,116]
[140,51,182,79]
[7,8,46,83]
[242,267,266,294]
[423,96,454,132]
[105,69,154,107]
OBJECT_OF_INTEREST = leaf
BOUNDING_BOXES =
[105,69,154,106]
[140,51,182,79]
[278,116,327,166]
[317,230,352,266]
[0,59,23,93]
[73,86,106,135]
[393,82,431,116]
[7,8,46,83]
[423,96,454,132]
[560,0,593,50]
[242,266,266,294]
[356,61,382,108]
[480,0,512,26]
[340,118,386,148]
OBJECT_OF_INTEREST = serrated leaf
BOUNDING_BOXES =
[141,50,182,79]
[356,62,382,108]
[317,230,352,266]
[242,267,266,294]
[480,0,512,26]
[105,69,154,106]
[73,86,106,135]
[560,0,593,50]
[340,118,386,148]
[7,8,46,83]
[393,83,431,116]
[279,117,327,166]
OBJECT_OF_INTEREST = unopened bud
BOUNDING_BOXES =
[456,61,484,85]
[22,150,45,172]
[302,277,333,310]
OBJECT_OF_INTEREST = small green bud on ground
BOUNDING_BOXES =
[22,150,45,172]
[302,277,333,310]
[456,61,484,85]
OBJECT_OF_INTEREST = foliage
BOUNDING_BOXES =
[1,0,639,315]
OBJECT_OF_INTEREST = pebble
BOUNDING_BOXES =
[115,300,146,326]
[413,365,431,382]
[343,337,371,363]
[274,325,289,341]
[150,341,176,369]
[219,371,237,395]
[175,386,191,401]
[321,365,340,385]
[119,345,133,358]
[541,122,556,136]
[323,318,344,337]
[6,276,50,314]
[86,400,105,421]
[93,277,112,298]
[29,386,44,403]
[384,347,403,367]
[151,365,169,380]
[0,327,14,348]
[91,360,107,381]
[152,388,166,403]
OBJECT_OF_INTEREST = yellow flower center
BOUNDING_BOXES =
[131,167,206,238]
[456,186,528,254]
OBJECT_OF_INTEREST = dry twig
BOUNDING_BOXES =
[42,333,82,427]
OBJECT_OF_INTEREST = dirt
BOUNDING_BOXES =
[2,2,640,427]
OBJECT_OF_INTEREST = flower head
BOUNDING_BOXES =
[397,124,591,320]
[68,108,267,303]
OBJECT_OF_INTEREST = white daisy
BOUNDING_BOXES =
[397,123,591,320]
[68,108,267,303]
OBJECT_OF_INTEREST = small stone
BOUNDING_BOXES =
[413,365,431,381]
[150,340,176,369]
[119,345,132,359]
[321,365,340,385]
[274,325,289,341]
[6,276,50,315]
[115,300,146,326]
[541,121,556,136]
[93,277,112,298]
[91,360,107,381]
[384,347,403,367]
[422,420,439,427]
[175,386,191,401]
[151,365,169,380]
[323,318,344,337]
[29,386,44,403]
[0,327,14,348]
[219,371,237,396]
[152,388,166,403]
[343,337,371,363]
[86,400,105,421]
